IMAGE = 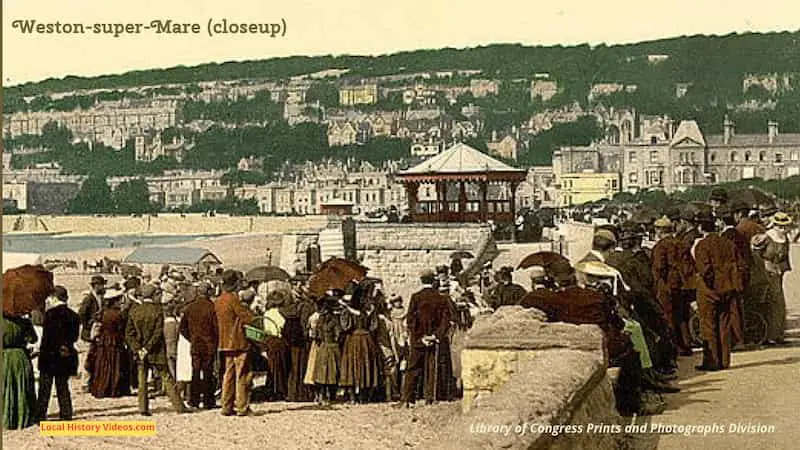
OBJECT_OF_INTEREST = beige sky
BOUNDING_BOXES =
[3,0,800,85]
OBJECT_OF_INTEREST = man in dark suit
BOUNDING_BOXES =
[674,210,701,356]
[718,205,751,347]
[37,286,80,421]
[126,283,188,415]
[487,268,527,310]
[397,270,453,407]
[693,211,746,371]
[180,284,219,409]
[77,275,106,391]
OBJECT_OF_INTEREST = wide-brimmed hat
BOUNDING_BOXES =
[594,229,617,244]
[653,216,673,229]
[546,260,575,284]
[773,212,793,226]
[694,209,715,223]
[221,269,241,291]
[137,283,159,300]
[90,275,107,286]
[709,188,729,203]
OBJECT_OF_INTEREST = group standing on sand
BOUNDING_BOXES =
[3,255,481,427]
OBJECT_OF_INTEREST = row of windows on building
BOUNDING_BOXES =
[626,150,799,165]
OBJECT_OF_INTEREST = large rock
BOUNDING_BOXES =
[465,306,605,353]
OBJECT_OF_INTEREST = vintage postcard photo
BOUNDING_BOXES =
[2,0,799,448]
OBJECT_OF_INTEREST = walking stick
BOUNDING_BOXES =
[432,339,440,403]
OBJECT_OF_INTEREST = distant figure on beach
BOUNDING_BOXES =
[266,248,273,266]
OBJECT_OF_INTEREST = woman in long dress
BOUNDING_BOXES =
[752,212,793,344]
[281,294,315,402]
[2,314,38,429]
[87,295,131,398]
[313,296,343,405]
[339,284,381,403]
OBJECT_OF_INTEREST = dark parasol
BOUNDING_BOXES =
[3,265,55,317]
[728,187,777,210]
[517,251,570,270]
[308,258,369,298]
[450,251,475,259]
[245,265,291,283]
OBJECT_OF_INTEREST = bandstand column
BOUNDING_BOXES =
[405,182,418,221]
[510,181,519,242]
[459,180,467,222]
[480,180,488,222]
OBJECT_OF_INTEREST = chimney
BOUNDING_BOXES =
[723,116,734,145]
[768,120,779,144]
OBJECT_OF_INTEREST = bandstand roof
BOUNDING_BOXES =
[397,143,526,182]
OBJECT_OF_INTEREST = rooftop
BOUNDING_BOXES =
[399,143,526,176]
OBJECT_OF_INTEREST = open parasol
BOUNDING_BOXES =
[517,251,570,270]
[450,251,475,259]
[2,265,55,317]
[245,265,291,283]
[728,187,777,210]
[308,258,368,298]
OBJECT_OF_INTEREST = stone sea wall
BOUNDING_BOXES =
[355,223,491,298]
[432,307,624,450]
[3,214,330,235]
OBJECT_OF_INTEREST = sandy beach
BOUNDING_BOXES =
[39,233,285,308]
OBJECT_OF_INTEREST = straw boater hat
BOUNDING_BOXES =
[594,228,617,245]
[575,260,630,295]
[653,216,673,229]
[772,212,792,227]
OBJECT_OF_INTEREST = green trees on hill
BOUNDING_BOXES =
[518,116,604,166]
[67,176,158,214]
[182,91,282,124]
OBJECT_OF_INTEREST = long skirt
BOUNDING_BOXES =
[304,342,319,385]
[3,348,37,429]
[287,344,313,402]
[88,342,131,398]
[262,336,289,399]
[765,273,787,341]
[176,335,193,383]
[339,330,380,389]
[313,343,340,385]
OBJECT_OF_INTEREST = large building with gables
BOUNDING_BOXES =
[552,118,800,206]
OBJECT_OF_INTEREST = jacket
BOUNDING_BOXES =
[180,295,219,357]
[38,303,81,376]
[214,291,254,352]
[406,286,452,347]
[78,291,102,342]
[694,233,746,301]
[125,302,168,365]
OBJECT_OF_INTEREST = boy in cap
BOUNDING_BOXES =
[37,286,80,421]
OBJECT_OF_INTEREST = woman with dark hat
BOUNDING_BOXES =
[339,281,381,404]
[313,290,344,405]
[87,286,132,398]
[259,289,291,401]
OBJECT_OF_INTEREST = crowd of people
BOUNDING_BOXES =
[3,257,486,428]
[509,189,793,416]
[2,186,793,428]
